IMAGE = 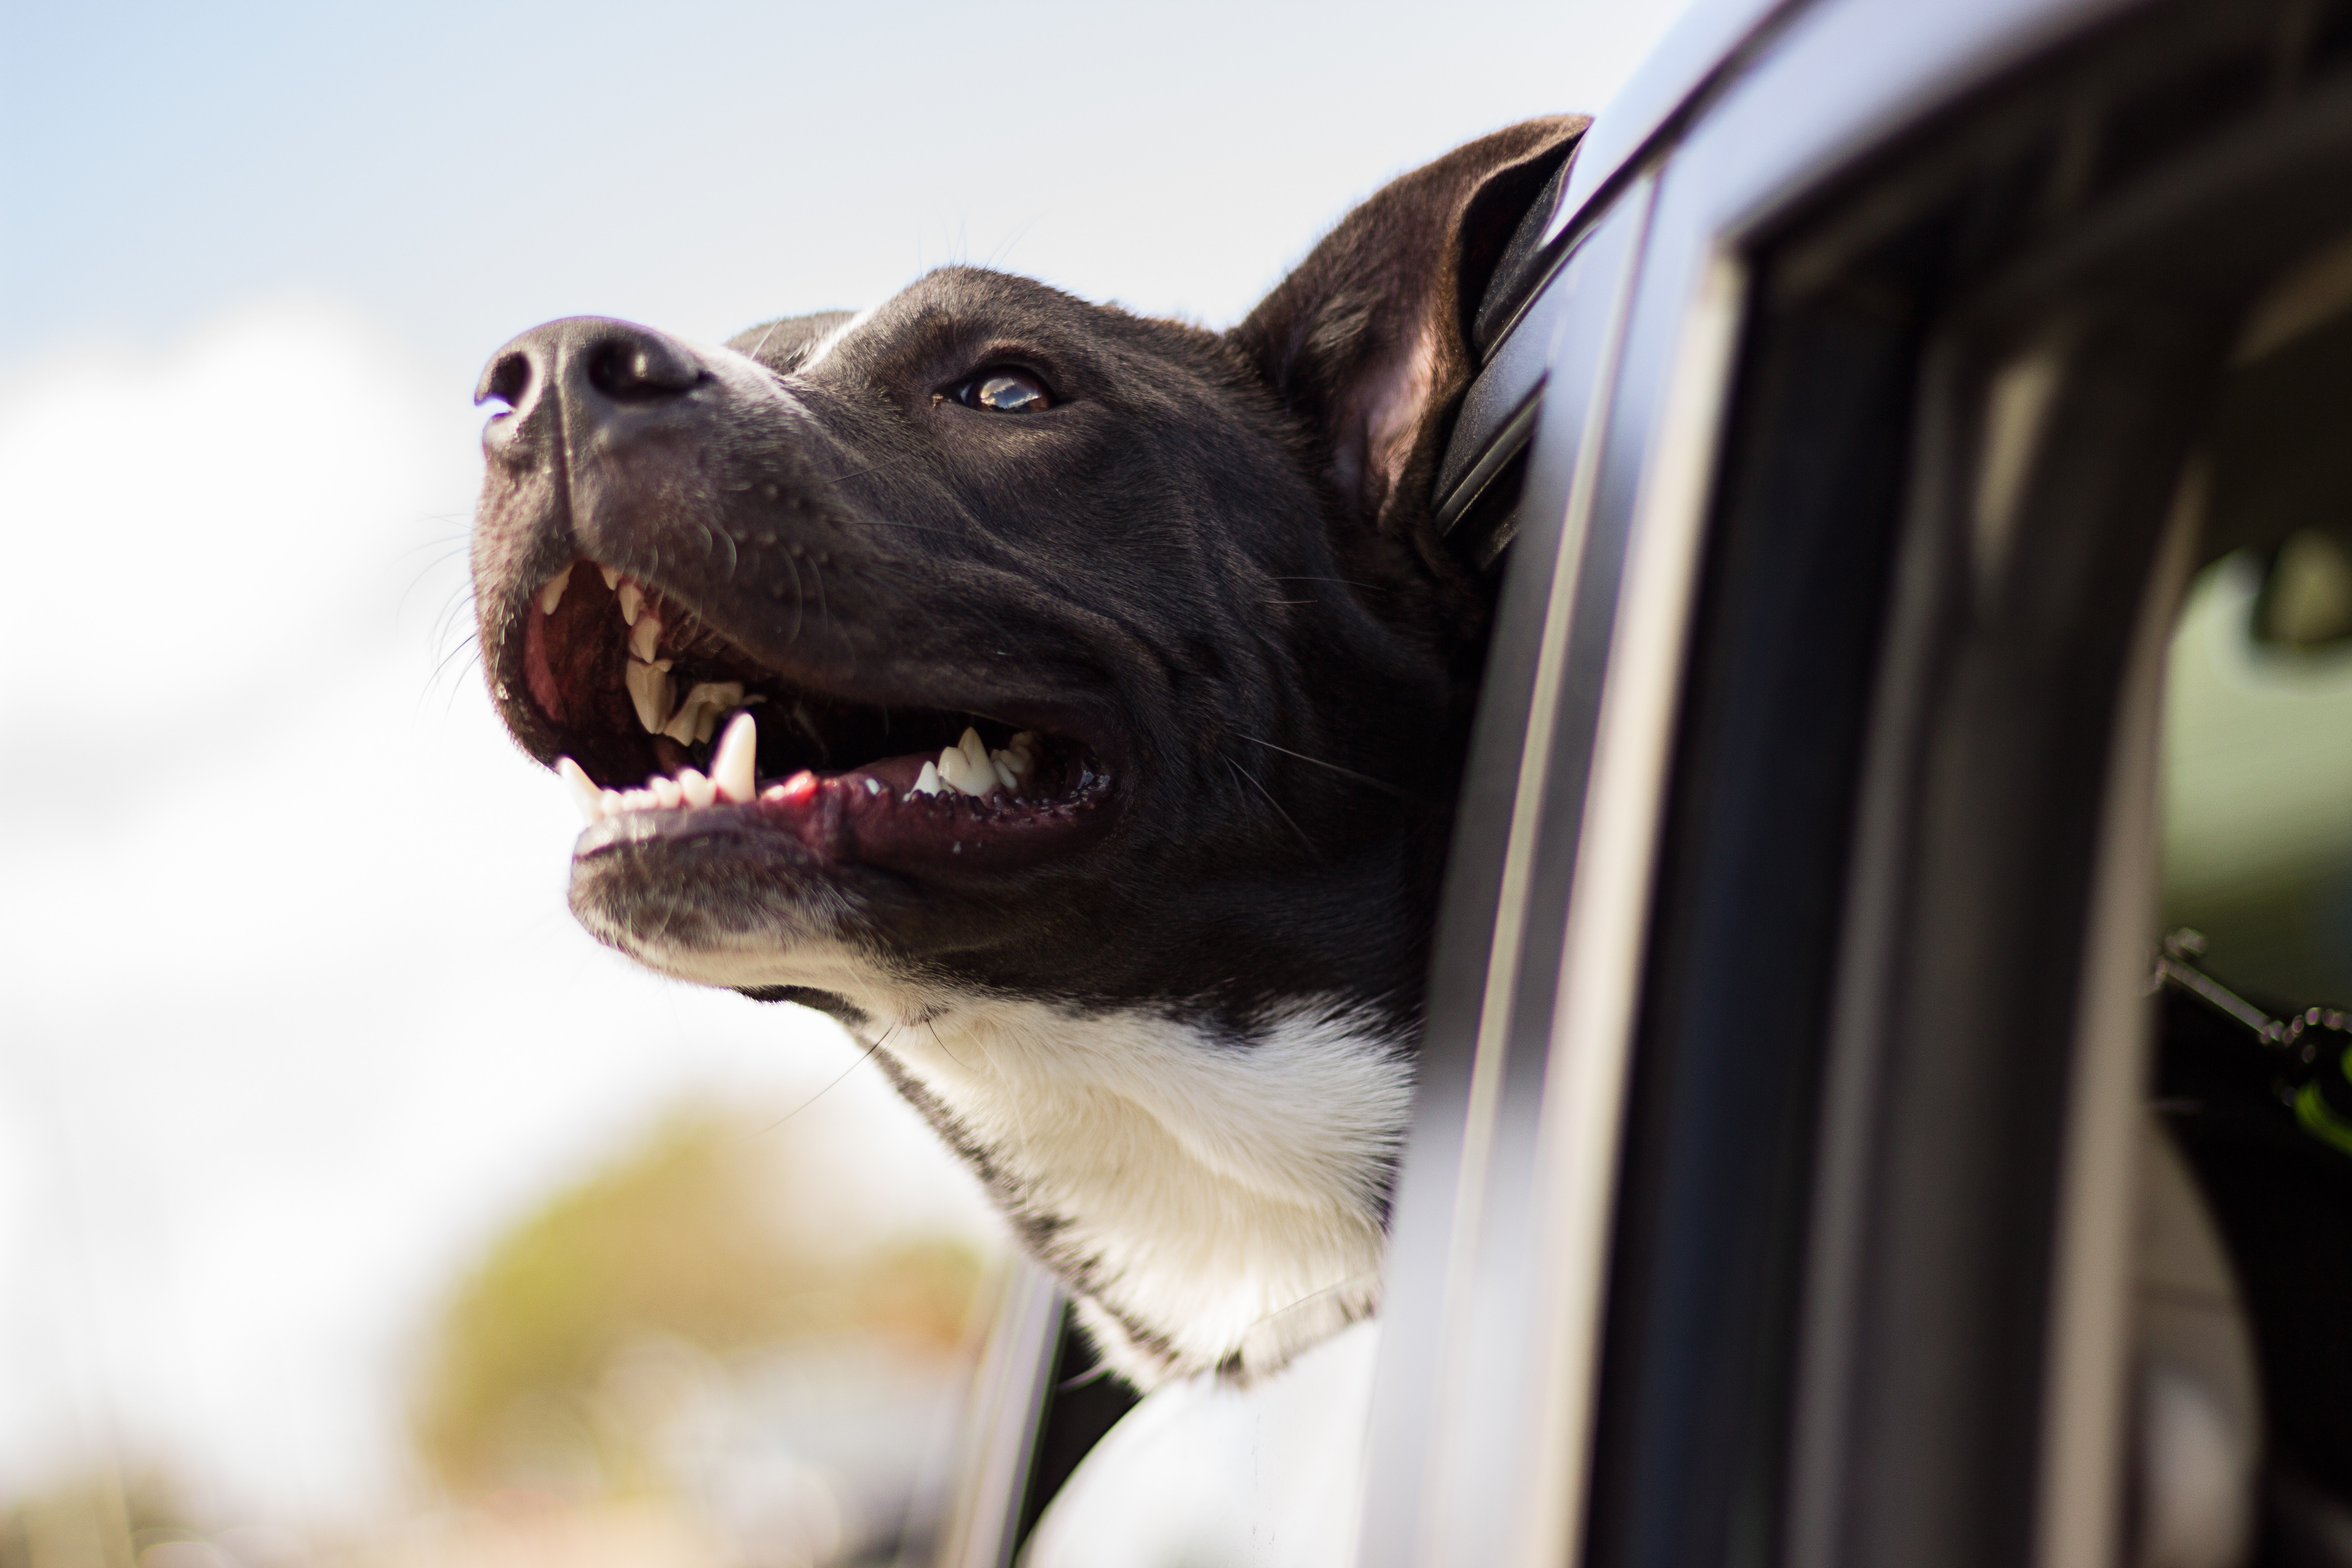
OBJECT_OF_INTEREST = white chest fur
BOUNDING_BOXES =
[864,995,1414,1386]
[617,931,1414,1386]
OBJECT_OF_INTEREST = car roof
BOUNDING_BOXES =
[1547,0,2155,246]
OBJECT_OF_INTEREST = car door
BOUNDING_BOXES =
[1373,0,2352,1565]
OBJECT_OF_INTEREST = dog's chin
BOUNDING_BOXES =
[566,832,875,991]
[562,785,1123,998]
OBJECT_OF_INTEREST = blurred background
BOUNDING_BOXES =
[0,3,1693,1563]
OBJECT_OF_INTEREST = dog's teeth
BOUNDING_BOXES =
[958,727,995,780]
[625,788,657,812]
[555,756,603,823]
[864,777,885,797]
[536,569,572,616]
[711,713,757,802]
[937,742,990,797]
[992,755,1020,792]
[625,658,675,734]
[944,728,1000,796]
[629,612,662,662]
[678,769,717,808]
[662,681,747,746]
[1003,733,1039,774]
[651,775,685,809]
[599,564,622,591]
[601,788,622,814]
[618,582,645,626]
[911,760,945,797]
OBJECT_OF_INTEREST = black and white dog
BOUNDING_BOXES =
[470,118,1586,1389]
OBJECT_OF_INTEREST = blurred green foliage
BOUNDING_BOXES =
[411,1105,981,1496]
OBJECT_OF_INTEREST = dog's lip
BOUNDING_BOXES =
[568,758,1116,880]
[499,555,1131,879]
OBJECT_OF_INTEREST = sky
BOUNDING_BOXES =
[0,0,1698,1532]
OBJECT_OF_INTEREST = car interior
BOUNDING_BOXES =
[2151,225,2352,1564]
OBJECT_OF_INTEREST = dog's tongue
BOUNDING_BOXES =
[846,751,936,794]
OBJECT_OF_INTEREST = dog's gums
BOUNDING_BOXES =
[515,556,1114,875]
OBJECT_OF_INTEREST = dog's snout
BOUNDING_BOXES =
[475,317,706,468]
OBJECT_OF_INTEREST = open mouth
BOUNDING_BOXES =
[515,560,1114,873]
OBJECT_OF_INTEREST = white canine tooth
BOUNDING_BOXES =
[618,582,645,626]
[678,769,717,808]
[600,564,622,591]
[629,612,662,662]
[936,743,988,797]
[651,776,685,809]
[555,757,603,823]
[958,728,1000,794]
[712,713,758,803]
[625,658,674,734]
[992,755,1020,791]
[911,760,944,797]
[536,569,572,616]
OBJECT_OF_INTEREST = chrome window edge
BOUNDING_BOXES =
[2031,457,2201,1568]
[929,1259,1064,1568]
[1510,245,1749,1568]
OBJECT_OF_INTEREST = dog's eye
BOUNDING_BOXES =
[960,369,1054,413]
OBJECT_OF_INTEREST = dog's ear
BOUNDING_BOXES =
[1231,115,1588,583]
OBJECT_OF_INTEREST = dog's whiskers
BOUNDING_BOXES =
[1271,574,1388,592]
[1225,756,1320,858]
[1240,735,1418,803]
[1240,1270,1383,1338]
[782,550,807,643]
[809,555,833,643]
[750,1029,888,1138]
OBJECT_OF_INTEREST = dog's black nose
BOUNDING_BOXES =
[475,317,705,467]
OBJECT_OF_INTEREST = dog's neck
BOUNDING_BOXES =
[853,989,1414,1387]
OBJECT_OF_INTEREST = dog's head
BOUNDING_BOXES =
[470,118,1584,1032]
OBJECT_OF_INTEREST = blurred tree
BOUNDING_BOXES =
[410,1105,981,1497]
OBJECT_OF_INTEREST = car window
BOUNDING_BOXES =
[2153,238,2352,1550]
